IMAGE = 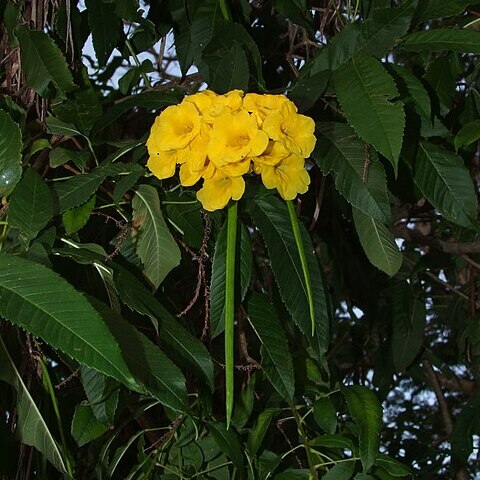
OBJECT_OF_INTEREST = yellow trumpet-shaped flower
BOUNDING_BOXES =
[262,102,316,158]
[254,140,291,167]
[243,93,294,124]
[197,174,245,211]
[208,110,268,168]
[147,101,202,152]
[256,153,310,200]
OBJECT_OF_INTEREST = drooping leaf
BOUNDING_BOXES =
[454,120,480,150]
[0,253,139,391]
[342,385,382,472]
[250,195,330,356]
[401,28,480,53]
[375,455,412,477]
[62,195,96,234]
[391,281,426,371]
[334,54,405,172]
[91,299,187,411]
[45,116,83,137]
[131,185,181,290]
[210,221,252,338]
[315,122,391,223]
[246,294,295,403]
[8,169,54,242]
[414,141,477,227]
[0,109,22,196]
[71,404,109,447]
[352,208,402,276]
[0,336,68,474]
[207,422,244,474]
[113,265,215,390]
[17,25,75,96]
[49,147,90,171]
[247,408,280,457]
[85,0,122,65]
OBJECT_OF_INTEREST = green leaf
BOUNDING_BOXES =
[246,294,295,403]
[341,385,382,472]
[210,221,252,338]
[131,185,181,290]
[375,455,411,477]
[454,120,480,150]
[313,396,337,434]
[391,281,426,371]
[414,0,472,22]
[71,404,109,447]
[389,64,431,121]
[352,208,402,276]
[310,434,355,450]
[247,408,279,456]
[250,195,330,356]
[401,28,480,53]
[113,265,214,391]
[322,462,355,480]
[207,422,244,474]
[0,109,22,196]
[91,299,187,412]
[203,41,250,94]
[62,195,96,234]
[0,336,68,474]
[17,25,75,96]
[315,122,391,223]
[273,0,312,30]
[334,54,405,172]
[0,253,139,390]
[80,366,119,424]
[85,0,122,65]
[49,147,90,171]
[8,169,53,242]
[45,116,82,137]
[414,141,477,227]
[53,164,128,212]
[275,470,310,479]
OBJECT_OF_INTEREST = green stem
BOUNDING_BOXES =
[219,0,231,20]
[292,406,317,479]
[286,200,315,336]
[125,38,152,89]
[225,201,238,428]
[38,357,73,477]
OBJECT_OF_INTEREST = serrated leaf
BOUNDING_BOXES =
[49,147,90,171]
[62,195,96,234]
[53,163,129,212]
[414,141,477,227]
[8,169,53,242]
[342,385,382,472]
[414,0,473,22]
[246,294,295,403]
[375,455,411,477]
[0,109,22,196]
[71,404,109,447]
[389,64,431,121]
[210,222,252,338]
[353,208,402,276]
[0,253,141,392]
[334,54,405,172]
[250,195,330,356]
[131,185,181,290]
[401,28,480,52]
[315,122,391,223]
[85,0,122,65]
[454,120,480,150]
[17,26,75,96]
[391,281,426,371]
[0,336,68,474]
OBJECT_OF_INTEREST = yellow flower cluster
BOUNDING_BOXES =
[146,90,316,211]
